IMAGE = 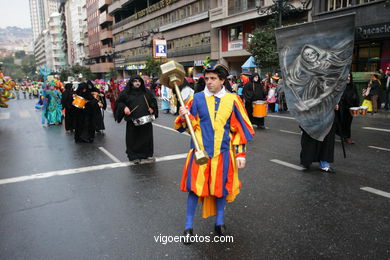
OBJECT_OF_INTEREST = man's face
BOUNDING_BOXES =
[132,79,141,88]
[205,72,224,94]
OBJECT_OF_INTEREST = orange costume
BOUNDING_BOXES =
[175,88,254,218]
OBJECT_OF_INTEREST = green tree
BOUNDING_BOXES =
[247,23,279,72]
[15,51,26,59]
[145,56,160,77]
[59,68,72,82]
[21,55,36,78]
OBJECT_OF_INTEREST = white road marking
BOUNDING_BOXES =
[0,112,10,119]
[19,110,31,118]
[98,147,121,163]
[362,127,390,133]
[361,187,390,199]
[0,153,188,186]
[368,146,390,152]
[153,122,190,136]
[279,129,301,135]
[270,159,305,170]
[268,114,295,120]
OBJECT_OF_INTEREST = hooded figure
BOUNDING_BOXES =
[74,82,96,143]
[114,75,158,163]
[61,83,75,132]
[242,73,267,129]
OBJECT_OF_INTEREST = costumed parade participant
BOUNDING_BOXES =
[160,84,171,114]
[275,14,355,173]
[335,73,359,144]
[42,81,62,126]
[114,75,158,164]
[61,83,75,133]
[174,63,254,243]
[243,73,267,129]
[91,86,107,133]
[0,73,16,108]
[73,82,96,143]
[106,79,119,112]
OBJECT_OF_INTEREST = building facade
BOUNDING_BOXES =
[85,0,114,77]
[64,0,87,66]
[109,0,213,77]
[210,0,309,75]
[34,33,46,68]
[46,13,68,72]
[312,0,390,73]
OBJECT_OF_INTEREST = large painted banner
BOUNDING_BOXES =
[275,14,355,141]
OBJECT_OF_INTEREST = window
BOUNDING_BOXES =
[229,25,243,41]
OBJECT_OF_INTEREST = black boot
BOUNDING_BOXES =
[214,224,227,236]
[183,228,193,245]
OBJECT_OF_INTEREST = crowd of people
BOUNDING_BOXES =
[7,63,389,244]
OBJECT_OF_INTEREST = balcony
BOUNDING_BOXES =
[99,29,113,41]
[98,0,112,11]
[99,12,113,25]
[89,62,114,73]
[100,45,113,56]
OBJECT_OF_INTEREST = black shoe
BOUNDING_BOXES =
[320,167,336,173]
[214,224,227,236]
[183,228,193,245]
[257,125,266,130]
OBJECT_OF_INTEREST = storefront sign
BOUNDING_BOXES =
[153,39,167,58]
[194,60,204,66]
[356,22,390,40]
[131,0,180,20]
[228,40,243,51]
[125,64,146,70]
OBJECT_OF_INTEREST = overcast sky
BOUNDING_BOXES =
[0,0,31,28]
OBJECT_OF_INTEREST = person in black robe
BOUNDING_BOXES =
[194,77,205,93]
[74,82,96,143]
[300,111,337,173]
[335,73,359,144]
[61,83,75,133]
[90,87,107,133]
[243,73,267,129]
[114,75,158,163]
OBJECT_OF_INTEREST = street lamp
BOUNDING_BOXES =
[256,0,312,27]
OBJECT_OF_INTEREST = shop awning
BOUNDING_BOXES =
[241,56,257,68]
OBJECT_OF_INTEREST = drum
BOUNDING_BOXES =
[132,114,155,126]
[349,107,360,116]
[252,101,267,118]
[72,95,87,109]
[359,106,368,115]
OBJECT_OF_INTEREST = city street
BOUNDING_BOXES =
[0,98,389,259]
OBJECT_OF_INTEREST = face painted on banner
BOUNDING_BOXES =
[302,47,319,63]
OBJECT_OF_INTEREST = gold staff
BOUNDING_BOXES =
[160,61,209,165]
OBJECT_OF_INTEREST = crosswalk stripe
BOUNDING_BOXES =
[361,187,390,199]
[362,127,390,133]
[19,110,31,118]
[270,159,305,170]
[0,153,188,186]
[0,112,10,119]
[368,146,390,152]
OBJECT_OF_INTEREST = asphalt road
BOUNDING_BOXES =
[0,98,389,259]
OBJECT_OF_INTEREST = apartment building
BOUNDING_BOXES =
[85,0,114,77]
[109,0,214,77]
[312,0,390,72]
